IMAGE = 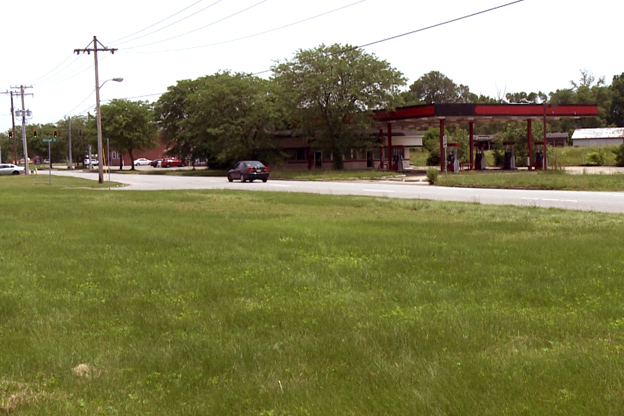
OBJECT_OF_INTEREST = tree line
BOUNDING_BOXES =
[2,43,623,169]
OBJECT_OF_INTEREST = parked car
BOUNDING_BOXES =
[134,157,152,166]
[227,160,270,183]
[151,158,163,167]
[84,157,99,167]
[0,163,25,175]
[161,157,186,168]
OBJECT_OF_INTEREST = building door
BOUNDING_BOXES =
[366,151,374,168]
[314,151,322,169]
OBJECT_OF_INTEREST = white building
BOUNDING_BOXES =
[571,128,624,146]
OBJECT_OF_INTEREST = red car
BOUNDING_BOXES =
[161,157,186,168]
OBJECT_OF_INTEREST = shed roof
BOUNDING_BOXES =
[571,128,624,139]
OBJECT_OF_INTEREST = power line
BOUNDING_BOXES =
[110,0,208,45]
[29,54,79,85]
[126,0,368,54]
[251,0,525,75]
[123,0,269,50]
[358,0,525,49]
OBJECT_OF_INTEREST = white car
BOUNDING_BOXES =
[84,158,99,167]
[134,157,152,166]
[0,163,25,175]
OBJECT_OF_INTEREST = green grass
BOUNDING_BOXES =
[435,170,624,191]
[554,145,618,166]
[2,176,624,414]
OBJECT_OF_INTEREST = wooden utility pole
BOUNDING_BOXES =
[74,36,117,183]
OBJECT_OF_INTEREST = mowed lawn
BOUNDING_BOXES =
[1,176,624,415]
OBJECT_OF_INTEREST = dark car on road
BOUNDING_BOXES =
[227,161,269,183]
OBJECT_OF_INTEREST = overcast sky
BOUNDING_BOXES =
[1,0,621,133]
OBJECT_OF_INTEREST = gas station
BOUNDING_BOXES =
[374,103,599,172]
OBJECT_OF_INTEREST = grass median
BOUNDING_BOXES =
[1,176,624,414]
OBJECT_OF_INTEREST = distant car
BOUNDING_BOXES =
[84,158,99,167]
[134,157,152,166]
[0,163,25,175]
[227,160,270,183]
[151,158,163,167]
[161,157,186,168]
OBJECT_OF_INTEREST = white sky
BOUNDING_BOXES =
[0,0,621,133]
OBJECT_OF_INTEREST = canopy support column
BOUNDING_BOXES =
[387,123,393,171]
[439,118,445,172]
[469,121,474,170]
[527,119,533,171]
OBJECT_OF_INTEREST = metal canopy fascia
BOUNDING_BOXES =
[374,103,599,130]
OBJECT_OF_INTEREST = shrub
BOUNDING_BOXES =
[426,167,439,184]
[586,151,605,166]
[614,143,624,167]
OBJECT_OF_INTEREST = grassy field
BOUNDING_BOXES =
[2,175,624,415]
[435,169,624,191]
[411,145,620,168]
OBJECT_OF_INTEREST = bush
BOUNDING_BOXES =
[426,167,439,184]
[614,144,624,167]
[426,149,440,167]
[586,151,605,166]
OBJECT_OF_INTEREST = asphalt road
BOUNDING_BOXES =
[51,169,624,214]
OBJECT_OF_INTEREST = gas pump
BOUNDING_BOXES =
[474,142,486,170]
[446,142,460,173]
[534,141,546,170]
[503,142,516,170]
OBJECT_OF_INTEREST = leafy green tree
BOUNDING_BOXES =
[272,43,406,169]
[54,116,89,167]
[549,70,611,130]
[505,91,547,104]
[155,72,281,168]
[403,71,474,105]
[88,99,158,170]
[608,73,624,127]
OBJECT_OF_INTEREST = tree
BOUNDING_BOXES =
[272,43,406,169]
[403,71,474,105]
[155,72,281,168]
[608,73,624,126]
[90,99,158,170]
[505,91,547,104]
[549,69,611,130]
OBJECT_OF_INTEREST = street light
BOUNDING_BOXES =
[95,77,123,183]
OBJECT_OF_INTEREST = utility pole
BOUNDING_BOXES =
[9,86,33,175]
[67,116,73,170]
[11,91,17,164]
[0,90,18,163]
[74,36,117,183]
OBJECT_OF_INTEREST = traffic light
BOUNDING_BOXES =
[53,130,58,139]
[8,131,12,140]
[33,130,37,139]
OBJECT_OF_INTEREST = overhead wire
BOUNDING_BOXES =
[110,0,208,45]
[122,0,269,50]
[29,54,80,86]
[112,0,224,47]
[125,0,368,54]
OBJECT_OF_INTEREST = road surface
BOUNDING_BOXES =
[51,170,624,214]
